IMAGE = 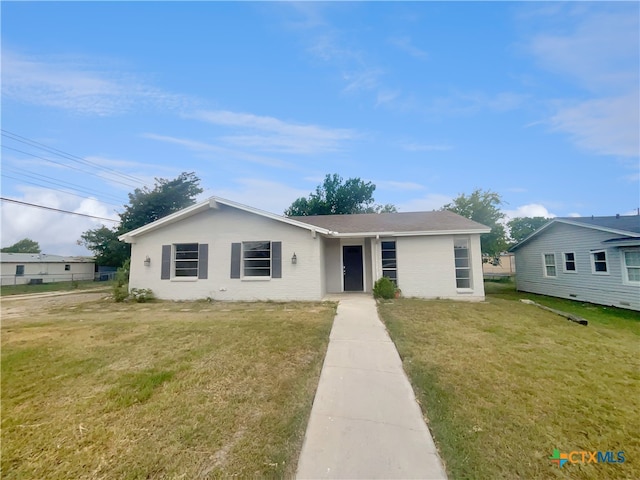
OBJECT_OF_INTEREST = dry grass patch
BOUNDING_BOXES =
[2,296,336,479]
[379,288,639,480]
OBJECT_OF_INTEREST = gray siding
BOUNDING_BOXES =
[514,222,640,310]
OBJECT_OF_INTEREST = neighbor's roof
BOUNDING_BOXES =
[510,215,640,251]
[291,210,491,236]
[0,253,95,263]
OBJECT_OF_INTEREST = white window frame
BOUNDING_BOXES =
[381,240,398,286]
[243,241,271,279]
[622,249,640,285]
[174,243,199,278]
[563,252,577,273]
[454,238,472,290]
[542,253,557,277]
[591,250,609,275]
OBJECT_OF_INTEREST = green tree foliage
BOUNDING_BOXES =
[1,238,41,253]
[507,216,550,245]
[442,189,508,259]
[80,172,203,267]
[284,174,396,216]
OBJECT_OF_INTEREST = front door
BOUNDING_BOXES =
[343,245,363,291]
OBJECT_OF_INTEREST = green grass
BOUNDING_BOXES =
[1,298,336,479]
[379,281,639,480]
[0,279,107,296]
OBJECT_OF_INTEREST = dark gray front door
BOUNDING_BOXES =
[343,245,363,291]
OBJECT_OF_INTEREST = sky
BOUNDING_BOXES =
[2,1,639,256]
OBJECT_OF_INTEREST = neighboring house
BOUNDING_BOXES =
[119,196,490,302]
[483,253,515,278]
[509,215,640,311]
[1,253,95,286]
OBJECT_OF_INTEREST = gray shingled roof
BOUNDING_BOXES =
[290,210,490,234]
[558,215,640,234]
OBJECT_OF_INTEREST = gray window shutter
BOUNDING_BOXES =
[198,244,208,279]
[161,245,171,280]
[230,243,241,279]
[272,241,282,279]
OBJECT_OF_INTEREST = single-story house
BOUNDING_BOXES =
[482,252,516,278]
[509,215,640,311]
[1,253,95,286]
[119,196,490,301]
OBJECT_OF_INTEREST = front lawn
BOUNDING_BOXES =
[379,284,639,479]
[1,298,335,479]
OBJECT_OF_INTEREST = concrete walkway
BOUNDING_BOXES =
[297,295,447,479]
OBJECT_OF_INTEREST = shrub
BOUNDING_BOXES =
[113,284,129,302]
[373,277,397,299]
[112,259,131,303]
[130,288,154,303]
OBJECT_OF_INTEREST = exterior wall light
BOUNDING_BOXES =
[144,256,151,267]
[291,253,297,265]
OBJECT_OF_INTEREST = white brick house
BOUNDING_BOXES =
[119,196,490,301]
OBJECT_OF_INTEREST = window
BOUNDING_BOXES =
[65,264,71,271]
[243,241,271,277]
[381,241,397,285]
[454,238,471,288]
[591,250,608,274]
[174,243,199,277]
[16,265,24,276]
[543,253,556,277]
[563,253,576,272]
[623,250,640,284]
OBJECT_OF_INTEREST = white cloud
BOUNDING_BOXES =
[141,133,294,169]
[389,36,428,59]
[2,50,192,116]
[528,8,639,93]
[399,142,453,152]
[396,193,452,212]
[426,91,528,116]
[374,180,425,192]
[525,6,639,158]
[188,110,355,155]
[549,92,639,158]
[212,178,310,215]
[503,203,556,221]
[1,188,118,256]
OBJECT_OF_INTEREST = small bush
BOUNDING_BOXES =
[373,277,397,299]
[113,284,129,302]
[130,288,154,303]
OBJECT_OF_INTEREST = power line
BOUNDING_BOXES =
[1,166,125,205]
[1,129,147,185]
[2,144,141,190]
[0,197,120,223]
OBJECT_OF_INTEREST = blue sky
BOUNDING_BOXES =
[2,2,639,255]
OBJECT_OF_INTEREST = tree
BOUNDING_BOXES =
[80,172,203,267]
[284,174,395,216]
[119,172,203,232]
[1,238,41,253]
[507,216,549,245]
[442,188,508,260]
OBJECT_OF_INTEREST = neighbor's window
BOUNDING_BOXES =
[174,243,199,277]
[65,264,71,271]
[243,241,271,277]
[381,241,397,285]
[543,253,556,277]
[16,265,25,276]
[591,250,608,274]
[563,253,576,272]
[623,250,640,283]
[454,238,471,288]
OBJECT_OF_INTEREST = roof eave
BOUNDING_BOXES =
[325,228,491,238]
[118,196,330,243]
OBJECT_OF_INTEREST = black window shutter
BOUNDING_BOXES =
[161,245,171,280]
[272,241,282,278]
[230,243,241,279]
[198,244,208,279]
